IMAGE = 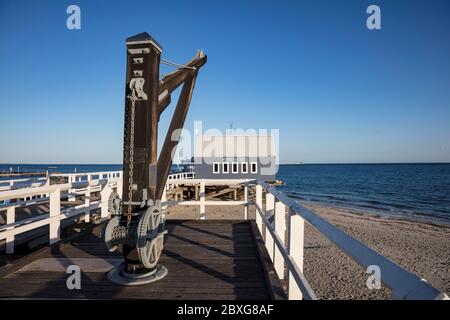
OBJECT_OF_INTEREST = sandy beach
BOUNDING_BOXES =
[166,202,450,299]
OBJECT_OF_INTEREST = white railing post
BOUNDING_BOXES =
[49,188,61,245]
[6,206,15,254]
[45,174,50,198]
[287,210,305,300]
[84,174,91,223]
[244,184,248,220]
[117,172,123,199]
[162,188,168,211]
[100,182,110,219]
[68,174,75,202]
[265,192,275,261]
[200,180,205,220]
[255,184,263,234]
[274,201,286,279]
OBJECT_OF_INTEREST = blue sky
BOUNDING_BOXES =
[0,0,449,164]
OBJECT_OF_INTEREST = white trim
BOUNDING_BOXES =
[126,40,162,52]
[222,162,229,174]
[213,162,220,174]
[232,162,239,174]
[250,162,258,174]
[241,162,248,174]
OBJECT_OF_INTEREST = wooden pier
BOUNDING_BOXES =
[0,220,284,299]
[1,171,446,300]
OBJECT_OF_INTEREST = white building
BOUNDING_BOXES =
[194,133,278,181]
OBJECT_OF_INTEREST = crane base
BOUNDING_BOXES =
[107,263,168,286]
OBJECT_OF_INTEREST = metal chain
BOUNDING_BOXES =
[127,94,137,226]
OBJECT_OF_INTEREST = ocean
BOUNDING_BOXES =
[0,164,123,177]
[1,163,450,225]
[277,163,450,225]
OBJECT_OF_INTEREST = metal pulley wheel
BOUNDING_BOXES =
[103,216,123,252]
[136,205,167,269]
[108,191,122,215]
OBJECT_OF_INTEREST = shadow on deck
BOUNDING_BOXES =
[0,220,285,300]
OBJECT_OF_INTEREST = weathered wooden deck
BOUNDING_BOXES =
[0,220,285,299]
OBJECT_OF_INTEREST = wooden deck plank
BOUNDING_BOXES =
[0,220,285,300]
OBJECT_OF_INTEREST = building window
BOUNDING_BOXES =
[251,162,257,174]
[232,162,238,174]
[222,162,229,173]
[241,162,248,174]
[213,162,220,174]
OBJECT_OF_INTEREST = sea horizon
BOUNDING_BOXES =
[2,163,449,227]
[2,162,450,165]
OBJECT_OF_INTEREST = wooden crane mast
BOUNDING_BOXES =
[104,32,207,285]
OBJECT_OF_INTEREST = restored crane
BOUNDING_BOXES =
[103,32,207,285]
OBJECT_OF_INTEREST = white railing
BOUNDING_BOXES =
[0,177,49,192]
[2,170,446,300]
[0,171,123,193]
[0,171,122,254]
[54,171,123,202]
[167,171,195,180]
[166,171,195,191]
[163,177,250,220]
[54,171,123,181]
[254,180,448,300]
[163,177,447,300]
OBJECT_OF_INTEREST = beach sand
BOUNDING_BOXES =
[166,203,450,299]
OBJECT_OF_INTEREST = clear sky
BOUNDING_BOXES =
[0,0,449,164]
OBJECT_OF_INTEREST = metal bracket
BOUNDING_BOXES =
[128,48,150,55]
[129,77,147,100]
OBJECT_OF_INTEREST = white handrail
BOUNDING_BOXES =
[0,171,123,192]
[0,171,122,254]
[0,177,49,192]
[3,170,445,300]
[255,180,447,300]
[164,178,253,220]
[167,171,195,181]
[0,176,47,186]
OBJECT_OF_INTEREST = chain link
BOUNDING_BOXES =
[127,94,137,226]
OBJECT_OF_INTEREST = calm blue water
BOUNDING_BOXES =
[277,164,450,225]
[2,163,450,225]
